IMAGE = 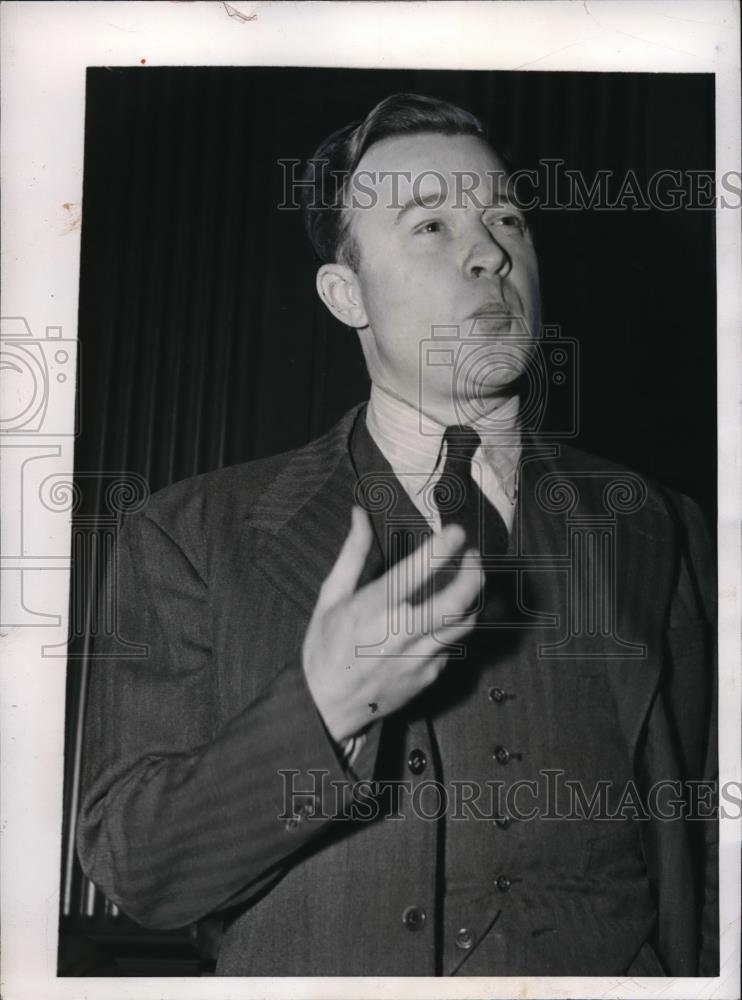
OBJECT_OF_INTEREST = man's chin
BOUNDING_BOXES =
[452,353,530,400]
[446,373,523,426]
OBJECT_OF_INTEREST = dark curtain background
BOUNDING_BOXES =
[59,67,716,975]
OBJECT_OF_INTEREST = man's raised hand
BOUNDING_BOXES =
[302,504,483,742]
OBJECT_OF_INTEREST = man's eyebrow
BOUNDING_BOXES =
[394,191,522,224]
[394,192,448,225]
[482,195,518,209]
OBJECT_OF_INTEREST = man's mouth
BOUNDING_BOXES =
[469,300,512,320]
[467,302,514,333]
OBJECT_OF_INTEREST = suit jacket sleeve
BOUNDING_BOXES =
[663,491,718,975]
[76,504,376,930]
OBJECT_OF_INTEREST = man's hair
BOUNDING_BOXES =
[302,93,487,270]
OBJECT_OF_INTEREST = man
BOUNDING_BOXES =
[77,94,718,977]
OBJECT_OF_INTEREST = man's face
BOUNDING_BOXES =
[345,132,540,425]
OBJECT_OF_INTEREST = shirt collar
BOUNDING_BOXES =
[365,383,522,500]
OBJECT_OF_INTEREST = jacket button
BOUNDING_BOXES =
[407,749,427,775]
[496,874,512,892]
[494,815,511,830]
[492,744,511,764]
[488,686,507,703]
[402,906,426,931]
[455,927,473,950]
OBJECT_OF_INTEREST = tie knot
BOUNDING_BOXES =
[442,425,481,466]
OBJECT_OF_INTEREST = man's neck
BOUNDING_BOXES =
[369,382,521,433]
[366,382,521,466]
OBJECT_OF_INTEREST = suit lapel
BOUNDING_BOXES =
[244,405,366,619]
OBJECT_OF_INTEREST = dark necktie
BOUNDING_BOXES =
[433,425,510,557]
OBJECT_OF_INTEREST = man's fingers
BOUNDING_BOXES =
[317,505,374,609]
[435,547,484,618]
[409,607,480,664]
[394,548,481,642]
[370,522,467,606]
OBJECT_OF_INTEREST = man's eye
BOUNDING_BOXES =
[415,220,444,234]
[491,213,526,232]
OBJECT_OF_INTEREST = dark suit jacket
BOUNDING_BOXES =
[77,403,718,976]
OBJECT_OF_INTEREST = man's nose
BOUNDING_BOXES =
[463,231,510,279]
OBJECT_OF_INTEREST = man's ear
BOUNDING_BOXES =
[315,264,369,329]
